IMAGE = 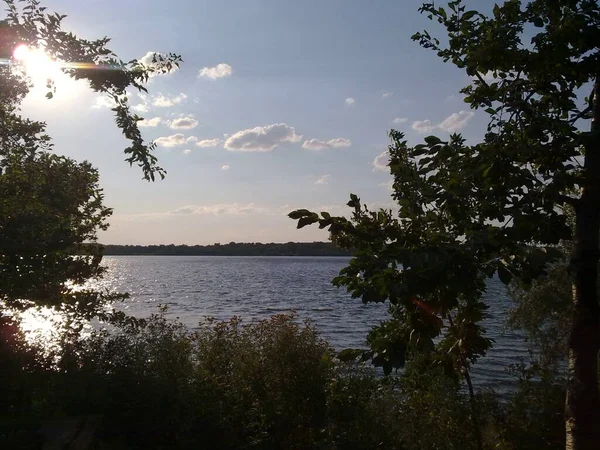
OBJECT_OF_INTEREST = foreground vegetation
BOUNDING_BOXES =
[1,0,598,448]
[0,311,566,450]
[291,1,600,447]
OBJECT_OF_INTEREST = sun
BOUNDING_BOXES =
[13,44,62,81]
[12,43,29,61]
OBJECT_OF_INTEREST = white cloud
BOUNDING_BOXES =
[393,117,408,124]
[302,139,329,151]
[132,103,149,113]
[97,90,189,113]
[373,151,390,172]
[315,175,330,185]
[437,111,475,132]
[183,149,192,155]
[199,63,232,80]
[381,91,393,98]
[196,138,222,148]
[302,138,352,151]
[327,138,352,148]
[412,119,435,133]
[379,180,394,191]
[168,116,198,130]
[92,95,116,109]
[345,97,356,106]
[152,93,187,108]
[170,203,268,215]
[138,117,162,127]
[224,123,302,152]
[155,134,197,148]
[131,93,149,112]
[412,110,475,134]
[138,51,179,77]
[221,164,230,171]
[139,52,158,66]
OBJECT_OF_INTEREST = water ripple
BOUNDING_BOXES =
[93,255,527,389]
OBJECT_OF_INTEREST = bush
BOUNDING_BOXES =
[0,309,568,450]
[45,311,335,449]
[492,372,566,450]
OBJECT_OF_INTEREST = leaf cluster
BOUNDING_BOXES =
[3,0,184,180]
[290,0,599,378]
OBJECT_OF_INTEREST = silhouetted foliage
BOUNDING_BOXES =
[0,311,563,450]
[1,0,182,181]
[0,0,180,317]
[290,1,600,447]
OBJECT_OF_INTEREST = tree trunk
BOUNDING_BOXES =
[464,368,484,450]
[566,76,600,450]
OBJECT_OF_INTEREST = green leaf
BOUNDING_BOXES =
[318,219,331,229]
[297,216,318,229]
[424,135,442,146]
[337,348,365,362]
[483,164,494,178]
[288,209,311,220]
[462,10,478,21]
[347,193,360,208]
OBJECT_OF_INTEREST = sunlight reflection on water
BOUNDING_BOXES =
[4,304,68,357]
[3,286,101,355]
[5,255,526,393]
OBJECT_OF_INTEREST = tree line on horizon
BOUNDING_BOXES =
[101,242,351,256]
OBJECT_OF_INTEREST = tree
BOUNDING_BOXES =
[0,151,120,317]
[505,211,600,450]
[1,0,182,181]
[0,0,180,316]
[507,221,575,377]
[290,1,600,449]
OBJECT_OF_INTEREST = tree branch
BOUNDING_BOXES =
[557,194,580,207]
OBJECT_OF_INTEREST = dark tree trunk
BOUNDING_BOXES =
[566,76,600,450]
[464,368,483,450]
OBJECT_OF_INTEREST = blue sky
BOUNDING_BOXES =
[17,0,493,244]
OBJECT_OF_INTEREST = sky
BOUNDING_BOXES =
[15,0,496,245]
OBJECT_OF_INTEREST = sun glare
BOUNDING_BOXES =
[13,44,62,82]
[13,43,29,61]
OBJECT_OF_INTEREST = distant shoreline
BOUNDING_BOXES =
[101,242,351,257]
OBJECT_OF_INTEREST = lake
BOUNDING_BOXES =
[92,255,528,390]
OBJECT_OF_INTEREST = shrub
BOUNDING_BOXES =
[46,311,335,449]
[0,309,569,450]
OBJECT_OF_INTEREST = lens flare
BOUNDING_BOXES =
[13,43,30,61]
[15,45,61,79]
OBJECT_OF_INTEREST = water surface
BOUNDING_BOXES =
[94,255,527,389]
